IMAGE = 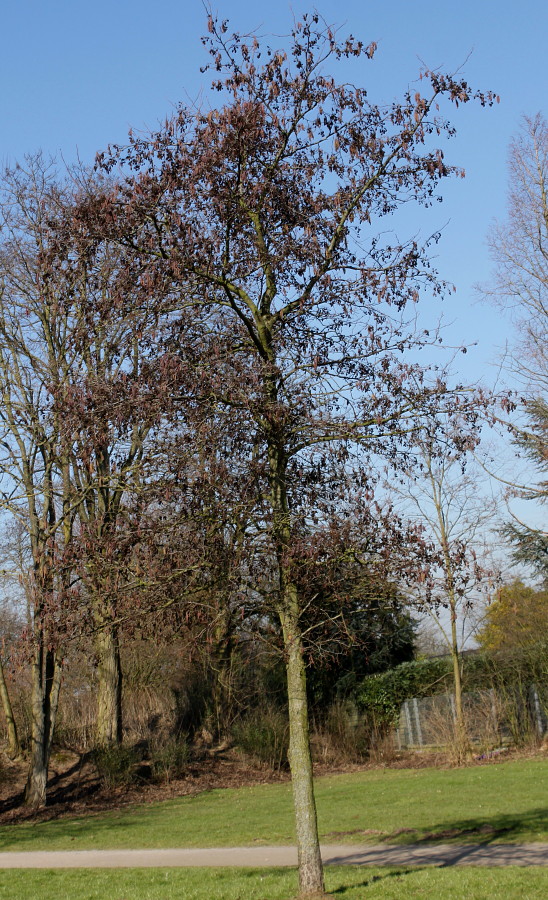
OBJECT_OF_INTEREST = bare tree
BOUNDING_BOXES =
[481,114,548,573]
[0,601,21,759]
[0,157,76,805]
[391,436,500,761]
[0,520,34,759]
[48,182,158,748]
[483,114,548,391]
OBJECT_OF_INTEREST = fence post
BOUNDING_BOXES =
[403,701,414,747]
[412,698,424,747]
[529,685,546,737]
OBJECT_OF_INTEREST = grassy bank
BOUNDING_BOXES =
[0,866,547,900]
[0,759,546,853]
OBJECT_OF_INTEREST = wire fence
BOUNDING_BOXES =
[395,685,547,749]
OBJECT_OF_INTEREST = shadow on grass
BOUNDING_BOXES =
[386,807,548,844]
[330,867,423,894]
[0,802,159,851]
[323,806,548,846]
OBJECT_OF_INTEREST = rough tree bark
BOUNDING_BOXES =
[0,658,20,759]
[24,642,61,808]
[280,600,324,895]
[24,471,66,808]
[270,436,324,895]
[210,604,236,740]
[94,621,123,746]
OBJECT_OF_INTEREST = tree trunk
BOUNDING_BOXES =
[24,644,62,808]
[267,424,325,897]
[280,598,325,897]
[95,623,123,746]
[450,603,471,763]
[209,599,236,740]
[0,658,20,759]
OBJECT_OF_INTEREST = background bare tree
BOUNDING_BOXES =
[483,114,548,391]
[481,114,548,576]
[391,435,500,760]
[0,157,78,806]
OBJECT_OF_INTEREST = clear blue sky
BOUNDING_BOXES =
[1,0,547,385]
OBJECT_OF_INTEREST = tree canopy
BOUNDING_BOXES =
[476,579,548,652]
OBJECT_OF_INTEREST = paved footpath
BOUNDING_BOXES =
[0,844,547,868]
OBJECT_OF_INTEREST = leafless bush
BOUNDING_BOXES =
[149,735,190,784]
[311,701,371,766]
[232,707,289,771]
[415,688,541,763]
[367,728,399,766]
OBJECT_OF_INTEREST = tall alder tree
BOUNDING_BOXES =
[30,165,209,750]
[47,186,164,748]
[0,160,181,795]
[0,158,78,806]
[90,16,496,895]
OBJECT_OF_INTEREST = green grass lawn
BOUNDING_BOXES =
[0,866,547,900]
[0,758,546,853]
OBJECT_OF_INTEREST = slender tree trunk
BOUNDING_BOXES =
[210,647,234,740]
[209,598,236,740]
[95,622,123,746]
[432,463,472,765]
[266,368,324,895]
[449,602,471,762]
[24,643,62,808]
[0,658,20,759]
[280,596,325,897]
